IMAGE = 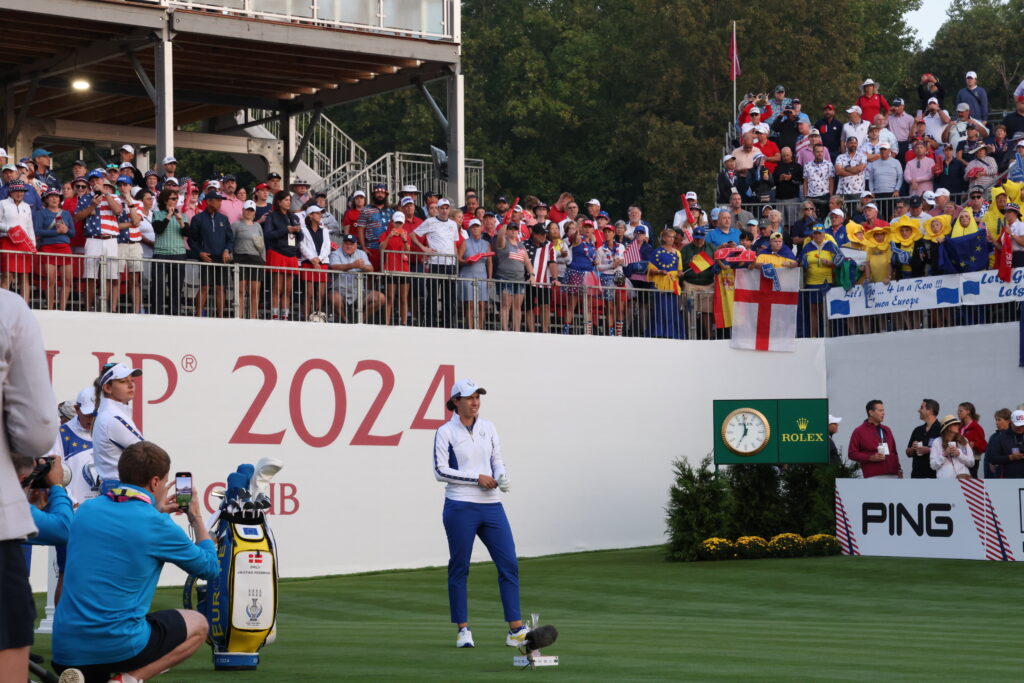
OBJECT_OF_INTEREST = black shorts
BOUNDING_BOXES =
[55,609,187,682]
[524,284,551,310]
[0,539,35,650]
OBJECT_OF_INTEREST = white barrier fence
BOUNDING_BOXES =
[28,311,826,588]
[835,479,1022,561]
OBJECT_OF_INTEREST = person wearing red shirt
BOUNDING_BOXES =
[547,192,573,224]
[343,190,366,235]
[381,212,412,325]
[855,79,890,122]
[957,401,987,478]
[752,128,780,173]
[848,400,903,478]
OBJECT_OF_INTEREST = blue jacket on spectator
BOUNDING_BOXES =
[263,210,301,257]
[33,208,76,246]
[53,483,219,667]
[26,485,72,546]
[190,208,234,258]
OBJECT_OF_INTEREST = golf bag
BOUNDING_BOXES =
[184,459,282,670]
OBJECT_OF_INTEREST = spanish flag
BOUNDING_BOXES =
[689,250,714,273]
[713,268,736,329]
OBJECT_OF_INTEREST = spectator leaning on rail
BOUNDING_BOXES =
[53,441,219,683]
[848,400,903,479]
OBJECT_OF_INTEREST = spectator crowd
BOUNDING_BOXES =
[837,398,1024,481]
[1,71,1023,338]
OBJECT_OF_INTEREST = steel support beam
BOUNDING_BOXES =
[279,111,293,188]
[125,51,157,103]
[289,104,322,173]
[154,14,175,166]
[414,78,448,136]
[1,30,156,91]
[446,67,464,205]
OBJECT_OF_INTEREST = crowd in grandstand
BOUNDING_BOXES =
[0,71,1022,336]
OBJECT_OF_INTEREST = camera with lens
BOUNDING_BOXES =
[614,273,626,287]
[21,456,54,490]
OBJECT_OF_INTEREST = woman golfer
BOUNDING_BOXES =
[433,379,528,649]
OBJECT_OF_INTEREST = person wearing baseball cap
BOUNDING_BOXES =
[827,414,844,466]
[433,379,529,650]
[717,155,740,203]
[841,105,869,150]
[956,70,989,125]
[191,190,233,318]
[984,409,1024,478]
[31,148,61,191]
[411,197,459,327]
[815,103,843,159]
[160,155,178,181]
[116,144,145,187]
[0,177,37,299]
[1003,202,1024,267]
[91,363,144,482]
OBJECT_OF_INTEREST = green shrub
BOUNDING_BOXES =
[768,533,805,558]
[696,537,735,561]
[665,456,730,562]
[725,464,785,539]
[804,533,841,556]
[734,535,769,559]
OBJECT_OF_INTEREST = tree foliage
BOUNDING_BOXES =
[332,0,1024,227]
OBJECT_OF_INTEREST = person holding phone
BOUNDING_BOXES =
[53,442,218,683]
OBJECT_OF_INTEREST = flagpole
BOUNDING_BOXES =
[732,21,737,127]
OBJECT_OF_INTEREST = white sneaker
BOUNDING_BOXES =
[57,670,85,683]
[456,627,475,648]
[506,624,530,648]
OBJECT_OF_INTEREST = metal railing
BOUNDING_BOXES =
[7,251,1017,338]
[734,192,974,227]
[239,108,369,185]
[324,151,485,214]
[162,0,457,41]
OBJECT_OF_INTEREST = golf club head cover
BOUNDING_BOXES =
[226,472,249,501]
[524,625,558,651]
[250,457,284,498]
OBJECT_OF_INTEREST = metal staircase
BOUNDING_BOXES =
[235,108,484,213]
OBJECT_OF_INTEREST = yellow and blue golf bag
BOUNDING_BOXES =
[184,462,280,670]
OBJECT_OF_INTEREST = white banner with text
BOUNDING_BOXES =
[30,312,826,587]
[835,479,1022,561]
[826,267,1024,319]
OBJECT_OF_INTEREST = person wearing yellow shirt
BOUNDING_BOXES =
[800,225,839,337]
[864,226,892,284]
[950,209,980,238]
[752,232,798,268]
[981,187,1007,268]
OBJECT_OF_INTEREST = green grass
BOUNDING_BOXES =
[32,547,1020,681]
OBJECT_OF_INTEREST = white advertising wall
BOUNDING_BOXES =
[30,312,826,587]
[836,479,1023,561]
[825,322,1024,466]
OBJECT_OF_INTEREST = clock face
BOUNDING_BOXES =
[722,408,771,455]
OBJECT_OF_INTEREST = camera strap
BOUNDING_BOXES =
[105,487,153,505]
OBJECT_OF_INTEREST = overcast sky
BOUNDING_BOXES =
[906,0,953,47]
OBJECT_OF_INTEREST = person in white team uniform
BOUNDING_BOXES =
[91,363,144,483]
[433,379,529,650]
[48,387,101,505]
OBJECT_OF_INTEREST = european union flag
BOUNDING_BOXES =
[829,299,851,317]
[939,230,991,274]
[962,279,981,296]
[936,287,960,305]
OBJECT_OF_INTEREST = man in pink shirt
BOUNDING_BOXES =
[848,400,903,478]
[218,175,243,224]
[903,141,938,196]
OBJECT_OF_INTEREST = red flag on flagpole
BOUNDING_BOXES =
[729,24,741,82]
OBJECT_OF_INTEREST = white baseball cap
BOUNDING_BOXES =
[922,190,936,205]
[243,199,256,210]
[828,414,842,425]
[162,155,177,165]
[436,198,451,207]
[878,141,891,149]
[586,198,601,206]
[956,102,971,112]
[401,184,418,193]
[934,188,950,198]
[749,107,761,115]
[391,211,405,223]
[685,191,698,200]
[76,387,97,415]
[846,105,862,114]
[864,202,878,211]
[100,363,142,387]
[1017,139,1024,148]
[399,196,415,206]
[352,190,366,198]
[927,96,939,104]
[468,218,481,228]
[1011,410,1024,427]
[830,208,845,218]
[0,148,8,159]
[861,78,875,87]
[966,70,977,79]
[446,378,487,410]
[722,154,735,163]
[120,144,135,154]
[305,205,322,215]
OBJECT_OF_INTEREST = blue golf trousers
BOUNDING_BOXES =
[442,498,520,624]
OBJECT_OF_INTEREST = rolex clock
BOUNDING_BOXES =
[721,407,771,456]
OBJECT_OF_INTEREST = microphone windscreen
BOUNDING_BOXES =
[525,625,558,650]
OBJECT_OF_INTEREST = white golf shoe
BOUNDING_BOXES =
[456,627,475,648]
[506,624,530,648]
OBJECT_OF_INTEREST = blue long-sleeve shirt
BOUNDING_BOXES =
[53,484,219,666]
[955,86,989,123]
[27,485,72,545]
[189,209,234,258]
[33,209,76,246]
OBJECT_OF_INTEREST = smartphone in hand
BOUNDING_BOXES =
[175,471,193,510]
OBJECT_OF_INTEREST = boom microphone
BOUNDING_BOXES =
[524,625,558,652]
